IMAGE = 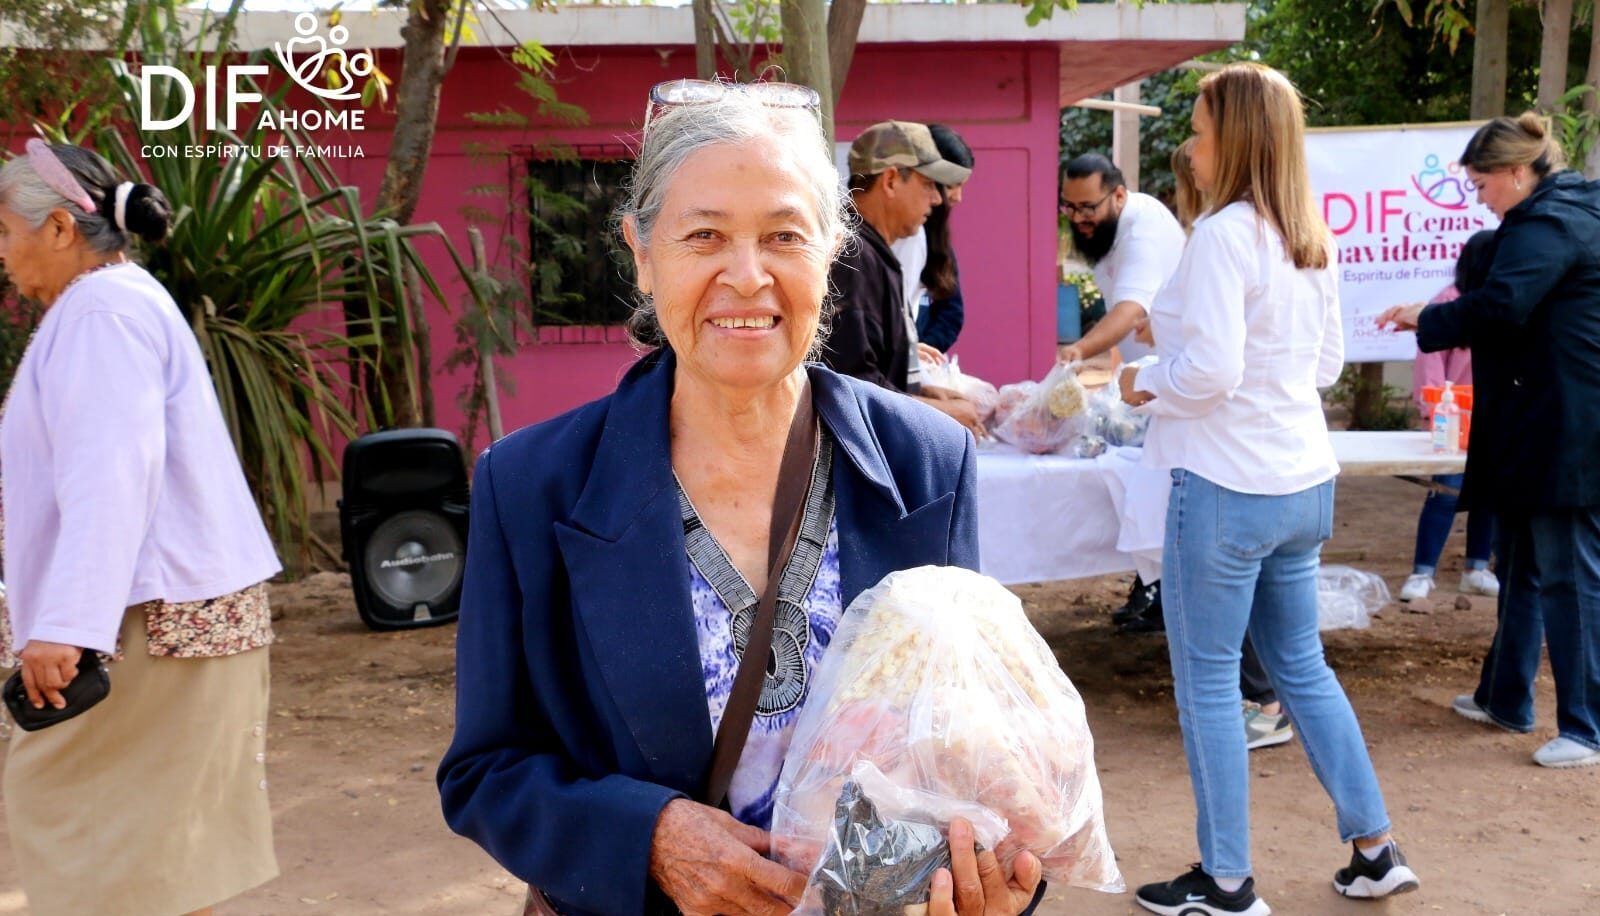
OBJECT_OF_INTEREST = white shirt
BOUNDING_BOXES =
[1092,192,1186,361]
[1,263,281,654]
[889,229,928,386]
[1133,202,1344,496]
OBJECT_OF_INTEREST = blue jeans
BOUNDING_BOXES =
[1474,508,1600,748]
[1412,473,1495,574]
[1163,470,1392,878]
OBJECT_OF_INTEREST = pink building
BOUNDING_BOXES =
[233,4,1242,448]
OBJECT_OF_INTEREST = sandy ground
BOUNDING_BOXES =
[1,475,1597,915]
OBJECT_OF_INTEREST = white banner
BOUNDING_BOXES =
[1306,123,1499,362]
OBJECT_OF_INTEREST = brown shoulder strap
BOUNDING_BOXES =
[703,388,816,808]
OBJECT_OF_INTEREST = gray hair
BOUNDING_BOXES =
[0,144,171,252]
[617,86,851,348]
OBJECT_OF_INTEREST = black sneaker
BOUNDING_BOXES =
[1111,575,1157,625]
[1118,581,1166,634]
[1135,864,1271,915]
[1333,841,1420,899]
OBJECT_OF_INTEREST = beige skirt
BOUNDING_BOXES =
[4,609,277,916]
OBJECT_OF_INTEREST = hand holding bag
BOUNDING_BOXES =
[3,648,111,732]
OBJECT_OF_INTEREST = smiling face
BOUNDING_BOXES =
[625,136,834,395]
[1465,165,1532,219]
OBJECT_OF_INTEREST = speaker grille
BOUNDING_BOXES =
[363,510,466,613]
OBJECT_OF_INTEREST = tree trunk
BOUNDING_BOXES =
[692,0,718,80]
[780,0,834,142]
[826,0,866,112]
[370,0,456,428]
[1352,363,1388,430]
[1587,0,1600,176]
[405,262,435,428]
[1471,0,1510,119]
[1538,0,1573,110]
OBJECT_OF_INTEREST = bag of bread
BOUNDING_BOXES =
[988,363,1092,454]
[771,566,1123,914]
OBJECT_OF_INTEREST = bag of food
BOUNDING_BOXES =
[923,356,1000,428]
[988,364,1092,454]
[772,566,1123,914]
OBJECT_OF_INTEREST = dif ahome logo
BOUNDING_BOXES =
[1410,153,1472,210]
[138,12,370,159]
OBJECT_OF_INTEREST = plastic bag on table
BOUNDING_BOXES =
[925,356,999,428]
[772,566,1124,910]
[988,363,1092,454]
[1317,565,1391,630]
[1081,375,1151,448]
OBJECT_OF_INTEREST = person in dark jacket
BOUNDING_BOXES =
[826,121,984,438]
[437,83,1042,916]
[1381,112,1600,770]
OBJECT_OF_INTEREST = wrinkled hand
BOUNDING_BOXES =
[649,799,806,916]
[1119,365,1153,407]
[18,641,83,710]
[1056,344,1083,366]
[918,342,947,367]
[1376,303,1426,331]
[1133,317,1155,347]
[934,395,987,440]
[930,818,1042,916]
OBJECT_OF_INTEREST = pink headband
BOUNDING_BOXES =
[25,139,96,214]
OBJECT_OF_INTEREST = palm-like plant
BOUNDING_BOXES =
[75,2,479,569]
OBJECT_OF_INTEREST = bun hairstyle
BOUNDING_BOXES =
[1460,112,1568,178]
[0,142,173,251]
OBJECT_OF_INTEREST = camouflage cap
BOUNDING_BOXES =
[848,121,972,187]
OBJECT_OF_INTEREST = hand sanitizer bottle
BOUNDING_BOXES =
[1432,381,1462,455]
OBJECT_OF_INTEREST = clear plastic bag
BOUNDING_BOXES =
[1317,565,1391,630]
[1082,379,1150,448]
[772,566,1124,911]
[988,364,1093,454]
[924,356,1000,428]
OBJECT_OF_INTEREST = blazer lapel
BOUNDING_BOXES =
[556,351,714,795]
[812,367,959,606]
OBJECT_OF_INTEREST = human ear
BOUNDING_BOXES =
[622,216,652,295]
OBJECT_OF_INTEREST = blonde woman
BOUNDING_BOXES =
[1121,64,1418,913]
[1382,114,1600,770]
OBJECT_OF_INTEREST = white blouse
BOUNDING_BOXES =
[1,263,281,655]
[1133,201,1344,496]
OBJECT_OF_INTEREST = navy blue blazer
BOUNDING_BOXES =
[437,349,980,915]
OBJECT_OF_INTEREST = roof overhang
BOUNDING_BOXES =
[2,3,1246,106]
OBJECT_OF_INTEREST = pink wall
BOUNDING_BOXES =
[324,42,1064,452]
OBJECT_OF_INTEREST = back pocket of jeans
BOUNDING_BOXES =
[1214,487,1279,559]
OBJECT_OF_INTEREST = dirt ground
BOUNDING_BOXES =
[1,475,1596,915]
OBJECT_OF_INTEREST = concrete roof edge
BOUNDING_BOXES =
[1,3,1247,52]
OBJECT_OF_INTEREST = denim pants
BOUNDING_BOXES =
[1163,470,1392,878]
[1412,473,1495,573]
[1474,508,1600,749]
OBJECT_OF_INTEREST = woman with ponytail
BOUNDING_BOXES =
[1382,112,1600,771]
[0,141,280,915]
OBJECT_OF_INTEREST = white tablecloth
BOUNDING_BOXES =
[975,431,1467,586]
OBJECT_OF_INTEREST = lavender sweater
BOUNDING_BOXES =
[1,263,280,655]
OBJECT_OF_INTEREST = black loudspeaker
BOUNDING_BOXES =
[339,428,469,630]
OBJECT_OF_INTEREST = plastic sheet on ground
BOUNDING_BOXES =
[1318,565,1391,631]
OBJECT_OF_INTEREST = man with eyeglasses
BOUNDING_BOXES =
[825,121,985,437]
[1058,153,1186,633]
[1057,154,1186,367]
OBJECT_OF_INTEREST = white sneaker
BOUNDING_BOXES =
[1459,568,1500,597]
[1452,694,1493,724]
[1398,574,1434,602]
[1533,737,1600,769]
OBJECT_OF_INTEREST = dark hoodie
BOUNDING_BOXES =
[1419,170,1600,512]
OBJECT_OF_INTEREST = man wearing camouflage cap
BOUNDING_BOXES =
[824,120,983,436]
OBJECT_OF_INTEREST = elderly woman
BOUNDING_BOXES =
[437,82,1042,916]
[1122,65,1418,913]
[0,142,281,915]
[1382,114,1600,770]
